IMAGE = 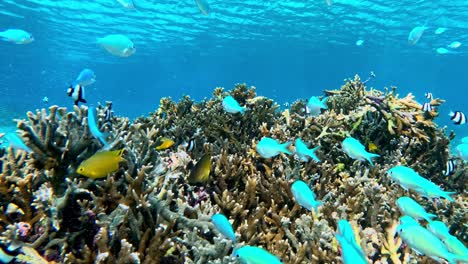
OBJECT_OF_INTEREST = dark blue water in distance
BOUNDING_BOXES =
[0,0,467,141]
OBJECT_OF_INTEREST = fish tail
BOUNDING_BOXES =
[320,97,328,109]
[313,200,323,212]
[442,191,456,202]
[447,252,468,264]
[280,142,292,155]
[115,148,125,160]
[310,147,321,162]
[365,153,380,166]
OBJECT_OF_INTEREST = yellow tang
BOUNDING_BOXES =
[188,154,211,184]
[77,149,125,179]
[368,142,378,152]
[155,137,175,150]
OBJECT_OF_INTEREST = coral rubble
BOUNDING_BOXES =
[0,76,466,263]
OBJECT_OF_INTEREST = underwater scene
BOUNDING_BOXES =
[0,0,467,263]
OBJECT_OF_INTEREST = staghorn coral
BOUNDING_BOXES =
[0,80,465,264]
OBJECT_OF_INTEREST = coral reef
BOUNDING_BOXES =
[0,76,466,263]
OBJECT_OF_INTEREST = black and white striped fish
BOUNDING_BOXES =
[449,111,466,125]
[444,159,456,176]
[186,138,196,152]
[67,84,87,106]
[104,102,113,123]
[425,92,433,100]
[422,102,433,112]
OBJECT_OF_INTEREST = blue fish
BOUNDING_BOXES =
[233,246,282,264]
[256,137,291,158]
[342,137,379,166]
[97,34,135,57]
[434,27,447,35]
[399,215,420,226]
[428,221,468,257]
[294,138,320,162]
[336,220,366,259]
[0,29,34,44]
[291,180,322,213]
[408,25,428,45]
[116,0,135,9]
[396,196,436,223]
[456,143,468,162]
[88,107,109,147]
[74,69,96,86]
[3,132,32,152]
[194,0,210,15]
[222,96,247,114]
[397,223,468,264]
[387,166,455,202]
[461,136,468,144]
[305,96,327,116]
[211,213,236,243]
[335,234,367,264]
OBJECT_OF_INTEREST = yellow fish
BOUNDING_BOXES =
[368,142,378,152]
[188,154,211,184]
[77,149,125,179]
[155,137,175,150]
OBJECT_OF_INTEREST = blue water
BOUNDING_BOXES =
[1,0,467,139]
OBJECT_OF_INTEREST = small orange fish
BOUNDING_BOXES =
[77,149,125,179]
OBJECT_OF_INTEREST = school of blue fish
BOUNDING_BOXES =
[1,1,467,263]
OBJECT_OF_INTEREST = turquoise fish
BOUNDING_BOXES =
[461,136,468,144]
[88,107,109,147]
[399,215,420,226]
[194,0,210,15]
[408,25,428,45]
[291,180,322,213]
[396,196,436,222]
[335,234,367,264]
[233,246,282,264]
[74,69,96,86]
[256,137,291,158]
[97,34,135,57]
[306,96,327,116]
[342,137,379,166]
[428,221,468,257]
[3,132,32,153]
[294,138,320,162]
[448,41,461,49]
[222,96,247,114]
[211,213,235,243]
[336,220,366,259]
[0,29,34,44]
[116,0,135,9]
[387,166,455,202]
[456,143,468,162]
[397,223,468,264]
[434,27,447,35]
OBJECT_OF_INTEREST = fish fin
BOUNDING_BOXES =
[115,148,125,161]
[365,153,380,166]
[280,142,292,155]
[441,192,456,202]
[320,97,328,109]
[310,146,321,161]
[80,98,87,104]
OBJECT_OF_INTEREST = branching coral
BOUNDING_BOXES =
[0,81,465,263]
